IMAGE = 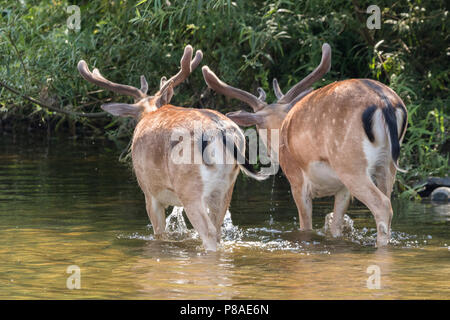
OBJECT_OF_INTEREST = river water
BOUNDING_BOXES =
[0,133,448,299]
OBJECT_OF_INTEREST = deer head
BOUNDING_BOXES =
[77,45,203,119]
[202,43,331,155]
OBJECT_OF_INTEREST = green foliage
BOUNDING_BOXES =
[0,0,448,198]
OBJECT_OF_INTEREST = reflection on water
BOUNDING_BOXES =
[0,133,449,299]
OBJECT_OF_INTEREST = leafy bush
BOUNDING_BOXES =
[0,0,448,198]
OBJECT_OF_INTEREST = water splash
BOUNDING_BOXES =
[119,207,426,252]
[165,206,197,240]
[319,213,426,247]
[222,239,309,253]
[164,207,244,241]
[221,210,243,241]
[117,232,154,241]
[268,175,277,226]
[322,212,355,235]
[165,206,188,234]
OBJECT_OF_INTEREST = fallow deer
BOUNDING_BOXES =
[202,43,408,247]
[78,45,267,251]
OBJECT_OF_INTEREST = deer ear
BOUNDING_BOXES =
[226,110,262,127]
[101,103,142,118]
[155,81,174,108]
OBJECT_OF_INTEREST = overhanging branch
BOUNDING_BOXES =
[0,81,108,118]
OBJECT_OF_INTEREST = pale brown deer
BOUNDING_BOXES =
[78,45,267,251]
[202,43,408,247]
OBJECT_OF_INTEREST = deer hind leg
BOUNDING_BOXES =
[144,194,166,239]
[205,189,225,243]
[182,199,218,251]
[330,187,351,237]
[296,185,313,231]
[286,172,313,231]
[207,180,236,243]
[374,162,396,198]
[280,152,313,230]
[338,173,393,247]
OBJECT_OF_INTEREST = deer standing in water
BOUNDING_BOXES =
[78,45,266,251]
[202,43,408,247]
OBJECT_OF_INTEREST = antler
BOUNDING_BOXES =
[77,60,146,100]
[257,87,267,101]
[160,45,203,91]
[277,43,331,104]
[202,66,267,112]
[140,75,148,95]
[203,44,331,110]
[272,79,284,100]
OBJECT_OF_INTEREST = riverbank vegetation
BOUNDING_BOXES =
[0,0,448,198]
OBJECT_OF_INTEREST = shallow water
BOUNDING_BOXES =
[0,133,449,299]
